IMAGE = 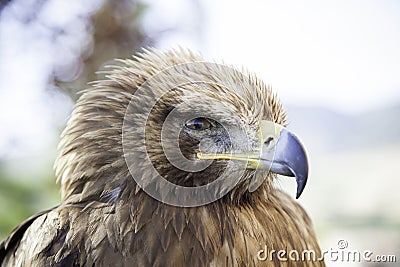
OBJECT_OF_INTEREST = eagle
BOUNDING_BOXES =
[0,48,325,266]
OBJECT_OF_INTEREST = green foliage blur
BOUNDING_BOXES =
[0,167,60,240]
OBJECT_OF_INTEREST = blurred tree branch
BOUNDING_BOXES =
[55,0,153,100]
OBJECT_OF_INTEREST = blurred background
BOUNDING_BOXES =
[0,0,399,266]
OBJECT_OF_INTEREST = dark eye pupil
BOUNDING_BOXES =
[193,118,203,129]
[185,118,211,130]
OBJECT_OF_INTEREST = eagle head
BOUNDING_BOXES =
[56,48,308,207]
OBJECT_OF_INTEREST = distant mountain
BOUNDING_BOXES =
[285,104,400,153]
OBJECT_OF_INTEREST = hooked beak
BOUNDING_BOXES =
[197,121,309,198]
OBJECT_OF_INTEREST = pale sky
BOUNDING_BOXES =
[153,0,400,113]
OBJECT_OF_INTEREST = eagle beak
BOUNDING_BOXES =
[257,121,309,198]
[197,121,309,198]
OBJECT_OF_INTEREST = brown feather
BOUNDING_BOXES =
[1,48,324,266]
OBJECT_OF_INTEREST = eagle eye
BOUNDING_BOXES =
[185,117,212,130]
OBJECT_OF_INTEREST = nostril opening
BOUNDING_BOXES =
[264,136,274,145]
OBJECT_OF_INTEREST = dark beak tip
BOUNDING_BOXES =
[294,171,308,199]
[295,186,304,199]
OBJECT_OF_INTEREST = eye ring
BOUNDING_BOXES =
[185,117,212,130]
